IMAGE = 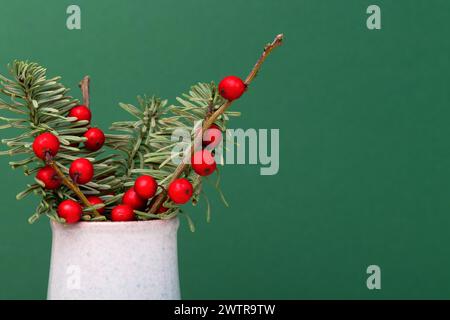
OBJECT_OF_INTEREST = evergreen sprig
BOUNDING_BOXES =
[107,83,239,224]
[0,61,121,223]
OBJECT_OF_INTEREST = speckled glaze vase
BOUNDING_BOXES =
[47,218,180,300]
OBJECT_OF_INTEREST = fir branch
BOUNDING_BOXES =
[108,84,231,219]
[0,62,118,221]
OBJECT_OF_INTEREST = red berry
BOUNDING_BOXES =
[111,204,135,221]
[122,188,147,210]
[57,199,82,224]
[203,124,222,148]
[168,178,193,204]
[68,105,91,123]
[149,198,170,214]
[86,196,106,214]
[218,76,246,101]
[69,158,94,184]
[158,205,169,214]
[36,166,61,189]
[32,132,60,160]
[83,127,105,151]
[134,175,158,199]
[191,150,217,176]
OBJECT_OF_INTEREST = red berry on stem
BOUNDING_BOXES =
[83,127,105,151]
[36,166,62,189]
[168,178,193,204]
[111,204,135,221]
[57,199,82,224]
[32,132,60,160]
[158,205,169,213]
[218,76,246,101]
[69,158,94,184]
[150,198,169,214]
[134,175,158,199]
[203,124,222,148]
[191,150,217,176]
[68,105,91,123]
[86,196,106,214]
[122,188,146,210]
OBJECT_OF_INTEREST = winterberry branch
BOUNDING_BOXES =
[75,75,101,217]
[79,76,90,108]
[148,34,284,214]
[44,75,101,218]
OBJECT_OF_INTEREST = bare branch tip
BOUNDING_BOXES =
[265,34,284,51]
[274,34,284,44]
[78,75,90,87]
[79,76,91,108]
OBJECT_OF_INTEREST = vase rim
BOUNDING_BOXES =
[50,216,179,229]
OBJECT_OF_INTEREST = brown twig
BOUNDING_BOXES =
[44,75,101,218]
[46,158,101,217]
[206,99,215,118]
[148,34,284,214]
[79,76,90,108]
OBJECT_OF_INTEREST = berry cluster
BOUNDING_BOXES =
[33,75,245,224]
[33,104,105,223]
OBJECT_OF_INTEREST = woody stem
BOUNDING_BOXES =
[79,76,90,108]
[46,156,101,217]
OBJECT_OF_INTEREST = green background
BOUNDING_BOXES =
[1,0,450,299]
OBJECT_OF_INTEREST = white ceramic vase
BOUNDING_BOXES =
[47,218,181,300]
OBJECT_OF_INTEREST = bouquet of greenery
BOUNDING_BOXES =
[0,34,283,227]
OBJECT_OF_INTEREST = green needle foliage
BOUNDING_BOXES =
[0,61,122,223]
[0,61,239,225]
